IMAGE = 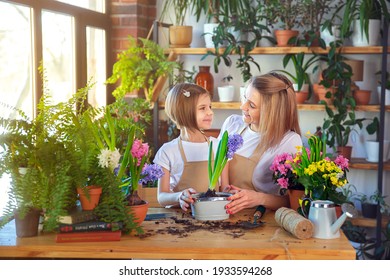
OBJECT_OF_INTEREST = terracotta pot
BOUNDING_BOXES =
[295,91,309,104]
[353,89,371,105]
[337,146,352,161]
[274,29,299,47]
[169,25,193,48]
[288,189,305,211]
[317,85,335,105]
[77,185,102,211]
[127,201,149,225]
[14,208,41,238]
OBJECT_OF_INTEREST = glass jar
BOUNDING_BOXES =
[194,66,214,97]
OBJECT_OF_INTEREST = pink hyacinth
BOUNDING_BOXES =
[131,139,149,166]
[334,155,349,170]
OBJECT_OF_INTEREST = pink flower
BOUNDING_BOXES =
[131,140,149,166]
[334,155,349,171]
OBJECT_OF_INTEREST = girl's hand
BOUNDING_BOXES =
[224,185,261,214]
[179,188,197,212]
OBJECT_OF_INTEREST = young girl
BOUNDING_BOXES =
[153,83,217,211]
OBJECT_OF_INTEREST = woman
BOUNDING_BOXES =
[221,72,302,214]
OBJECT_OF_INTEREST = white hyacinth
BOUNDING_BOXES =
[98,148,121,171]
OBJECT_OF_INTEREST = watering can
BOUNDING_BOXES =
[304,200,358,239]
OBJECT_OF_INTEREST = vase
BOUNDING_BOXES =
[191,192,232,221]
[14,208,41,238]
[127,201,149,225]
[77,185,102,211]
[194,66,214,97]
[288,189,305,211]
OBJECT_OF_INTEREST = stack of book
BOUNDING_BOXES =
[55,207,122,243]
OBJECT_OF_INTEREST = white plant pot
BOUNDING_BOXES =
[191,192,232,221]
[351,19,381,46]
[377,86,390,105]
[320,25,340,47]
[240,86,247,103]
[203,23,219,48]
[218,85,235,102]
[364,140,390,162]
[293,83,309,92]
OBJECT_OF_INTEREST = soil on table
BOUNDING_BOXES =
[137,212,263,239]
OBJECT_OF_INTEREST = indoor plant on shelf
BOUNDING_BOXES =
[364,116,390,162]
[106,35,179,103]
[191,131,243,221]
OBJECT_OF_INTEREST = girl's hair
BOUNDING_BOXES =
[248,72,301,154]
[165,83,211,131]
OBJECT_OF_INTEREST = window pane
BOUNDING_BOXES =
[42,10,75,104]
[87,26,106,107]
[0,2,33,119]
[55,0,105,13]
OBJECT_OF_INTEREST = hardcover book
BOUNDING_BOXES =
[57,207,95,225]
[59,221,123,233]
[55,230,121,243]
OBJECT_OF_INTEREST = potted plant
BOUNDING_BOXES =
[376,70,390,105]
[265,0,306,46]
[217,75,235,102]
[191,131,243,221]
[357,190,389,218]
[160,0,193,47]
[341,220,369,259]
[364,116,390,162]
[276,52,323,104]
[106,35,179,103]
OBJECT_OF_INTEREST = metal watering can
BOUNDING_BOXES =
[302,200,358,239]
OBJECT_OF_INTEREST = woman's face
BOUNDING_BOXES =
[196,94,214,130]
[240,85,260,129]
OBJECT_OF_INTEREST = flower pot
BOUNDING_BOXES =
[274,29,299,47]
[217,85,235,102]
[169,25,193,48]
[377,86,390,105]
[337,146,352,161]
[317,85,335,105]
[353,89,371,105]
[288,189,305,211]
[127,201,149,225]
[364,140,390,162]
[351,19,381,47]
[361,203,377,219]
[320,25,340,47]
[191,192,232,221]
[14,208,41,238]
[77,185,102,211]
[203,23,219,48]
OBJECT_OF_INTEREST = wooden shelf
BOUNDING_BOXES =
[166,46,390,55]
[348,215,390,228]
[349,158,390,171]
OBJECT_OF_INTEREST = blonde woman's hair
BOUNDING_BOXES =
[249,72,301,155]
[165,83,211,132]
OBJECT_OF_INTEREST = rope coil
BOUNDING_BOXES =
[274,207,314,240]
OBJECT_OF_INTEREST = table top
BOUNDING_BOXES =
[0,208,355,260]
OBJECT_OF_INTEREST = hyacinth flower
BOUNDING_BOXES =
[208,131,243,193]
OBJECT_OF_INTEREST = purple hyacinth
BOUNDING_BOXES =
[139,163,164,184]
[226,133,244,159]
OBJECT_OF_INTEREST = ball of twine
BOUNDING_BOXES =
[274,207,313,239]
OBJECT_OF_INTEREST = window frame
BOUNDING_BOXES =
[2,0,112,115]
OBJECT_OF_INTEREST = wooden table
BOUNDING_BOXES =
[0,208,355,260]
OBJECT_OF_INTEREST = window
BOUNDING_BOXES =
[0,0,111,215]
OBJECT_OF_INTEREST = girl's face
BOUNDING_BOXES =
[196,94,213,130]
[240,85,260,129]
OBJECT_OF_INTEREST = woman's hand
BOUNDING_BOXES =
[223,185,261,214]
[179,188,197,212]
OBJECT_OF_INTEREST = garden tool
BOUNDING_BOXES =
[240,205,266,229]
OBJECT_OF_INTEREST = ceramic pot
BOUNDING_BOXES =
[337,146,352,161]
[218,85,235,102]
[274,29,299,47]
[203,23,219,48]
[77,185,102,211]
[317,85,335,105]
[127,201,149,225]
[288,189,305,211]
[14,208,41,238]
[320,25,341,47]
[169,25,193,48]
[364,140,390,162]
[351,19,381,46]
[377,86,390,105]
[191,192,232,221]
[361,203,377,219]
[353,89,371,105]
